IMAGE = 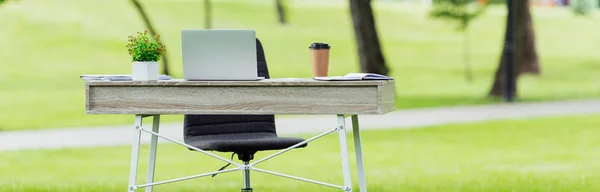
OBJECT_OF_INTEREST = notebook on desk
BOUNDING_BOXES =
[313,73,393,81]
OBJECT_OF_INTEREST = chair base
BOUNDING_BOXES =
[238,152,254,192]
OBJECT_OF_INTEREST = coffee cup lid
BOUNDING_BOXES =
[309,42,331,49]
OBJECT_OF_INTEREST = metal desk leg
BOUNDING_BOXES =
[129,115,143,192]
[337,114,353,192]
[145,115,160,192]
[352,115,367,191]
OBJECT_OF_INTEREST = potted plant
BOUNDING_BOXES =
[126,30,166,81]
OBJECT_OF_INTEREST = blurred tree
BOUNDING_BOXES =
[348,0,389,76]
[275,0,288,24]
[205,0,212,29]
[430,0,486,30]
[130,0,170,76]
[571,0,598,15]
[489,0,540,97]
[430,0,487,82]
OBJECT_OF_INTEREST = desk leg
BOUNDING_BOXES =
[128,115,143,192]
[145,115,160,192]
[352,115,367,192]
[337,115,353,192]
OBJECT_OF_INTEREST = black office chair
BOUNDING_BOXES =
[183,38,308,192]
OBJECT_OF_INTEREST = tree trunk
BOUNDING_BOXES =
[204,0,212,29]
[348,0,389,76]
[464,27,472,82]
[130,0,170,76]
[275,0,287,24]
[514,0,539,74]
[489,0,539,97]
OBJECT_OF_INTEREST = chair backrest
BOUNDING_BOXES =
[183,38,277,139]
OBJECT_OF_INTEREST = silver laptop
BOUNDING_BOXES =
[181,29,259,81]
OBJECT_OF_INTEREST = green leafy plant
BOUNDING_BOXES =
[571,0,598,16]
[126,30,166,62]
[429,0,487,31]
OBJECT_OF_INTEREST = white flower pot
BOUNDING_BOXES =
[132,61,159,81]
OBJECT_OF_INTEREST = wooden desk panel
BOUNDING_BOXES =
[85,79,395,115]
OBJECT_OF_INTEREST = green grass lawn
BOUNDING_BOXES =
[0,0,599,131]
[1,114,600,191]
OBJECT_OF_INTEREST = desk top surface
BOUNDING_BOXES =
[85,78,394,87]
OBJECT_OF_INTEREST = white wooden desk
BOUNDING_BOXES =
[85,78,396,192]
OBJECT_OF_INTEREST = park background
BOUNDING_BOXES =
[1,0,600,191]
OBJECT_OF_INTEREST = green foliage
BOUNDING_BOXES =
[571,0,598,16]
[429,0,487,31]
[488,0,506,4]
[0,0,15,5]
[126,30,166,62]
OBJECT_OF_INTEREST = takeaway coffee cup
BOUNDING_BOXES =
[309,42,331,77]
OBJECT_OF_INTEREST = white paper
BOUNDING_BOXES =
[80,74,172,81]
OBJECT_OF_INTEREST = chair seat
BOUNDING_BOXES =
[186,132,307,153]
